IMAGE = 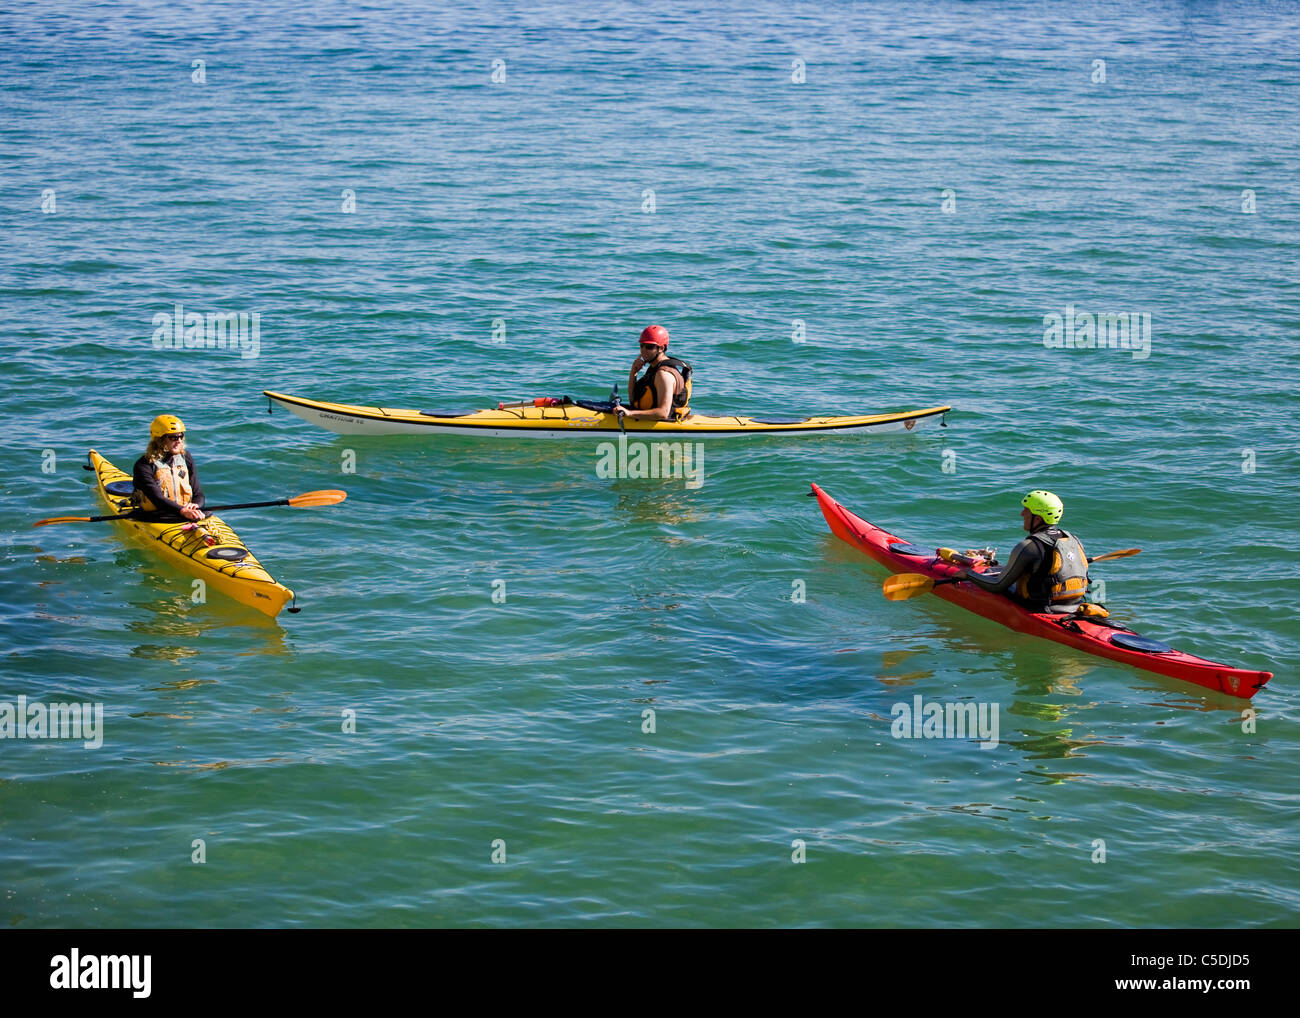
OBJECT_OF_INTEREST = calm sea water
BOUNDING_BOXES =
[2,0,1297,927]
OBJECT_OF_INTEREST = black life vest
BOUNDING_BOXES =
[632,356,693,417]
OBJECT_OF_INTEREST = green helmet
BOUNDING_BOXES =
[1022,489,1063,525]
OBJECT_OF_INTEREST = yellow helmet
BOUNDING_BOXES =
[1022,489,1063,525]
[150,414,185,439]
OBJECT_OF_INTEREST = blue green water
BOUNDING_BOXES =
[3,0,1298,927]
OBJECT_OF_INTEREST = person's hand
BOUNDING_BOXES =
[181,503,204,521]
[613,405,628,420]
[630,355,645,372]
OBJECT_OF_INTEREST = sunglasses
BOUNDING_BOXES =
[166,433,185,441]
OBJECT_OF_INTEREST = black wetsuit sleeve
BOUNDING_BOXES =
[132,456,186,514]
[962,537,1043,595]
[186,452,205,509]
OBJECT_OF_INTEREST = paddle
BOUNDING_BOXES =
[610,384,626,433]
[1087,548,1141,564]
[33,489,347,527]
[882,548,1142,602]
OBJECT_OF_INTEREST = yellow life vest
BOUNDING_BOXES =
[139,454,194,511]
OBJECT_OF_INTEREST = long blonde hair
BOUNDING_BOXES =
[144,436,186,462]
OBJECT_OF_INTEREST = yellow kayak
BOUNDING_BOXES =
[264,390,951,439]
[87,450,295,618]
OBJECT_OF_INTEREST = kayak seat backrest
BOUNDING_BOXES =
[105,480,135,496]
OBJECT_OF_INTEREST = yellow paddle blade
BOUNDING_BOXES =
[1090,547,1141,563]
[882,573,936,601]
[33,516,93,527]
[286,489,347,508]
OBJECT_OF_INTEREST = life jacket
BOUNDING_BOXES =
[1016,526,1089,606]
[632,356,692,418]
[136,454,193,511]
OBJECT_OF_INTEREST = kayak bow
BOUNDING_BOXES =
[810,483,1272,699]
[264,390,950,439]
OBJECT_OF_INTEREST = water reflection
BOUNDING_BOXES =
[152,755,291,771]
[125,584,291,661]
[130,643,200,663]
[323,433,578,479]
[146,677,214,693]
[877,648,934,687]
[611,481,707,532]
[889,600,1250,712]
[32,553,90,567]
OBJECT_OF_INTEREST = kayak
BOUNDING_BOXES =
[810,483,1273,699]
[87,450,296,618]
[264,390,950,439]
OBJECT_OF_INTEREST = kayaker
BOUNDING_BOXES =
[616,325,693,422]
[132,415,206,521]
[957,490,1089,611]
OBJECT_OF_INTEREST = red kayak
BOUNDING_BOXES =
[811,483,1273,699]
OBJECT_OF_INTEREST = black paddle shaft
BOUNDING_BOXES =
[78,458,291,520]
[90,497,292,524]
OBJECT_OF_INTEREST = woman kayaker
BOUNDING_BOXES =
[957,490,1089,611]
[616,325,693,423]
[132,414,206,521]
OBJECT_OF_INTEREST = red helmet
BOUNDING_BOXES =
[639,325,669,349]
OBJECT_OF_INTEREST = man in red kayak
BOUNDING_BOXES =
[615,325,693,423]
[956,490,1089,611]
[132,414,206,521]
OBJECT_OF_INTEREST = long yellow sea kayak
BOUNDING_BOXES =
[87,450,295,618]
[264,390,951,439]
